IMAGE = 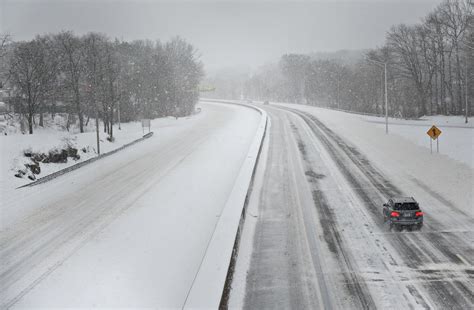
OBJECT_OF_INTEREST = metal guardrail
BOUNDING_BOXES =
[17,132,154,189]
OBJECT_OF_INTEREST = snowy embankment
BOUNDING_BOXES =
[0,113,186,197]
[275,102,473,215]
[2,102,263,309]
[362,114,473,168]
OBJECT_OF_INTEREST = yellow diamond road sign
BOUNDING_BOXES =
[427,125,442,140]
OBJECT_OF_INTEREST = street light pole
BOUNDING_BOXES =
[462,42,473,124]
[384,62,388,134]
[467,63,469,124]
[96,107,100,155]
[117,100,121,130]
[367,58,389,134]
[117,78,121,130]
[88,83,100,155]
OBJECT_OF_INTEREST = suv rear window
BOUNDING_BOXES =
[393,203,418,210]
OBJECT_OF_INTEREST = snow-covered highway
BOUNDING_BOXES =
[2,99,472,309]
[230,103,473,309]
[0,102,261,308]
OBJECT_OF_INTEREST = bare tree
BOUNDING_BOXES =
[0,34,11,59]
[387,24,431,116]
[438,0,472,113]
[101,40,122,139]
[83,32,107,126]
[0,34,12,87]
[9,37,56,134]
[54,31,86,133]
[6,32,203,132]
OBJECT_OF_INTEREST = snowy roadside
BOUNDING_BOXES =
[3,102,262,309]
[261,102,473,167]
[0,112,201,198]
[361,114,473,167]
[274,102,473,215]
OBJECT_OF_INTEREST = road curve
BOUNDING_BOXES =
[0,102,261,308]
[238,104,473,309]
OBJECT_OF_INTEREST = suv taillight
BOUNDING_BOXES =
[415,211,424,217]
[390,211,400,217]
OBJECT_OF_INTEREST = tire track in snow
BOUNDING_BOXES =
[1,127,214,309]
[279,106,473,309]
[290,122,376,309]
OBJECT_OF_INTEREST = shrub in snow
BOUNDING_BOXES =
[13,144,82,180]
[25,162,41,175]
[14,169,26,178]
[23,148,33,157]
[66,146,80,160]
[31,153,48,163]
[27,172,36,181]
[48,149,69,163]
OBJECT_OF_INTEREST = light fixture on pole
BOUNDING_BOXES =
[367,58,389,134]
[461,42,473,124]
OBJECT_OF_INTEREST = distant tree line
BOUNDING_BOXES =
[244,0,473,118]
[0,32,203,134]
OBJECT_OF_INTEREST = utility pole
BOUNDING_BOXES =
[117,100,121,130]
[117,78,121,130]
[89,83,100,155]
[467,63,469,124]
[367,58,389,134]
[95,107,100,155]
[462,42,473,124]
[384,62,388,134]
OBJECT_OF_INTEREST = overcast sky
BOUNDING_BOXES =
[1,0,443,74]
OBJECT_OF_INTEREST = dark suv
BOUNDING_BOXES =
[383,197,423,230]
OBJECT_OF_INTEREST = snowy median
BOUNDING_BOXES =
[183,100,267,309]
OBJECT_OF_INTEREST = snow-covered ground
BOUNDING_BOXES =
[253,102,473,168]
[361,114,473,168]
[274,102,473,216]
[0,113,195,196]
[0,102,261,308]
[230,101,473,309]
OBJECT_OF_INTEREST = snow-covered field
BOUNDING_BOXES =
[0,102,262,308]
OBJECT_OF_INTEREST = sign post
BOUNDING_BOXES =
[141,119,151,135]
[426,125,442,154]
